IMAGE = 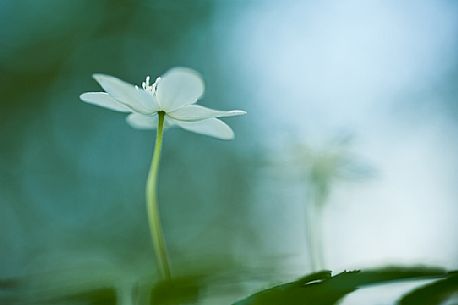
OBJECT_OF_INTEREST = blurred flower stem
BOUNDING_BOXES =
[146,111,171,279]
[290,134,373,272]
[305,190,326,271]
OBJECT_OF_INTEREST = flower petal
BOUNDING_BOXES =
[156,67,204,111]
[126,113,158,129]
[168,104,246,121]
[80,92,132,112]
[93,74,159,114]
[167,117,235,140]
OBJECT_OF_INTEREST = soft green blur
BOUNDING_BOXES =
[0,1,257,303]
[1,0,458,304]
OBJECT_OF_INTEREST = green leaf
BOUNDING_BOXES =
[294,271,333,285]
[234,267,448,305]
[398,272,458,305]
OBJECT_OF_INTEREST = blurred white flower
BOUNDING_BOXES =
[80,67,246,139]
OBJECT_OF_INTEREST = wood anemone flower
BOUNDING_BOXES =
[80,67,246,139]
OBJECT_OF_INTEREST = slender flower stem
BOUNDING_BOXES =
[146,111,171,280]
[305,203,318,271]
[306,189,326,272]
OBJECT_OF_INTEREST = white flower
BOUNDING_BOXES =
[80,67,246,140]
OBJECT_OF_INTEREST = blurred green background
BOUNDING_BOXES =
[1,0,458,304]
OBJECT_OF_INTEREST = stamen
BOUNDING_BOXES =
[140,75,157,94]
[152,77,161,92]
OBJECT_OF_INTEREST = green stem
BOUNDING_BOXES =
[146,111,171,280]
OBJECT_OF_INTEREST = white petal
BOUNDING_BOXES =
[156,67,204,112]
[80,92,131,112]
[168,104,246,121]
[167,117,235,140]
[126,113,158,129]
[93,74,159,114]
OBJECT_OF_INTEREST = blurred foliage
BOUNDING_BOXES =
[3,266,456,304]
[398,272,458,305]
[53,288,117,305]
[234,267,456,305]
[150,275,203,305]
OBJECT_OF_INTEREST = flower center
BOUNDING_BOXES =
[141,76,160,94]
